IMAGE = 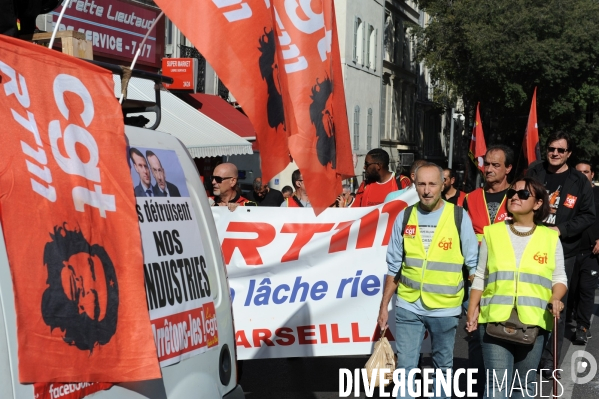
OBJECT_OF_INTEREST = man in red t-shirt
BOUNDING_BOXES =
[353,149,398,207]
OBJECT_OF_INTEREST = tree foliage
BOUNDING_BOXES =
[412,0,599,167]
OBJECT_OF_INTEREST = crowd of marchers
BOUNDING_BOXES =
[206,131,597,399]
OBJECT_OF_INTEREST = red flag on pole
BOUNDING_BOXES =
[153,0,289,184]
[523,87,540,165]
[468,102,487,173]
[0,35,160,382]
[154,0,354,214]
[271,0,354,212]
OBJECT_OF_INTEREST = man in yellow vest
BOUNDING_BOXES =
[378,163,479,399]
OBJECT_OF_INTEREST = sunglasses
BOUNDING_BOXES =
[507,189,534,200]
[211,176,234,183]
[547,146,568,154]
[364,161,380,168]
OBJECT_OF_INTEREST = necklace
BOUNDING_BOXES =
[509,223,537,237]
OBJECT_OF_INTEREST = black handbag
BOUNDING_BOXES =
[485,308,539,345]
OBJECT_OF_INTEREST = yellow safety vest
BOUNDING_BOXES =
[479,223,558,330]
[397,202,465,308]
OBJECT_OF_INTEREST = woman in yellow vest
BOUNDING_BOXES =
[466,177,567,398]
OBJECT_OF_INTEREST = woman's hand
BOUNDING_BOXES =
[549,297,564,319]
[466,305,480,333]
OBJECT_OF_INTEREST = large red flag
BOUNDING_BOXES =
[468,102,487,173]
[271,0,353,212]
[153,1,288,184]
[0,35,160,382]
[523,87,540,165]
[154,0,354,213]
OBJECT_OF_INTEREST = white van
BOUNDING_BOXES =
[0,65,243,399]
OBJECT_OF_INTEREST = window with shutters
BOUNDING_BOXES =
[353,106,360,150]
[367,108,373,150]
[369,28,377,70]
[353,17,361,62]
[356,19,365,65]
[381,83,387,138]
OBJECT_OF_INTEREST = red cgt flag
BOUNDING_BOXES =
[153,0,289,185]
[523,87,540,165]
[0,35,160,382]
[271,0,354,212]
[468,102,487,173]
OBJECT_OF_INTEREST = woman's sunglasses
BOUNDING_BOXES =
[507,188,533,200]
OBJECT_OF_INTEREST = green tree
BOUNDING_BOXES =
[413,0,599,168]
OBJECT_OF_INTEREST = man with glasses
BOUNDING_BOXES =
[353,148,398,207]
[527,131,596,378]
[281,169,311,207]
[211,163,255,209]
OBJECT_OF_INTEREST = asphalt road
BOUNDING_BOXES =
[239,293,599,399]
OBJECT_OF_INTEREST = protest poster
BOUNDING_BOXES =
[129,147,219,367]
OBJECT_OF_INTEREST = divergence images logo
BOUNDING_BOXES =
[438,238,452,250]
[42,225,119,352]
[571,350,598,384]
[533,252,548,265]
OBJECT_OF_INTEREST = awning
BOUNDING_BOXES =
[178,93,260,151]
[113,76,253,158]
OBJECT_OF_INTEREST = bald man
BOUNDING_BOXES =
[211,163,255,209]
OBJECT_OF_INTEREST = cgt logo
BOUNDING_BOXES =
[438,238,452,250]
[534,252,548,265]
[404,225,416,237]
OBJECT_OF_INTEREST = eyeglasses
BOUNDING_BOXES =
[211,176,234,183]
[507,188,534,200]
[547,146,568,154]
[364,161,380,168]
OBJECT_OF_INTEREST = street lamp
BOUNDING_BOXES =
[448,109,465,169]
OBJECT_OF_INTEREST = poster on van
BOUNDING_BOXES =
[128,147,219,367]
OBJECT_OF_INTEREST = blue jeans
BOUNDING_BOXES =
[395,306,459,399]
[463,286,486,397]
[479,324,547,399]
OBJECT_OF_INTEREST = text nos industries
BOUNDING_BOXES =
[151,302,219,363]
[144,255,211,310]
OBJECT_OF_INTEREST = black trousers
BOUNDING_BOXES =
[569,252,599,329]
[540,255,576,367]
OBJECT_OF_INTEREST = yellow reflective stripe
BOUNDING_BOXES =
[518,296,548,310]
[426,261,463,273]
[481,295,514,307]
[519,273,552,290]
[422,280,464,295]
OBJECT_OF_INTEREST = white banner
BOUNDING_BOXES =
[213,189,431,360]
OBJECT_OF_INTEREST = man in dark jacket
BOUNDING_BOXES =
[527,131,596,378]
[568,162,599,344]
[248,177,284,206]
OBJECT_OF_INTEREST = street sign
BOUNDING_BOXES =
[162,58,198,92]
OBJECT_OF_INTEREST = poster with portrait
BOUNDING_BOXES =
[128,147,219,367]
